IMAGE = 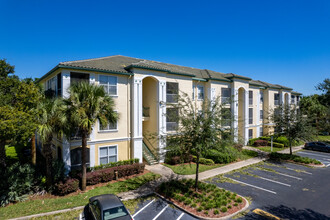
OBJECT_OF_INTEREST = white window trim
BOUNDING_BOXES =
[98,111,118,133]
[99,75,118,97]
[197,85,204,100]
[98,145,118,165]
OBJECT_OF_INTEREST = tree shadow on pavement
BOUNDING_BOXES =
[241,205,329,220]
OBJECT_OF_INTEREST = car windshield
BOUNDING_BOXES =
[103,206,129,220]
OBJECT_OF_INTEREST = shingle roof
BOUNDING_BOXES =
[39,55,297,93]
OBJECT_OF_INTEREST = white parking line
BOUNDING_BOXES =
[177,213,185,220]
[132,199,155,217]
[226,177,277,194]
[258,176,291,187]
[286,168,312,175]
[152,204,169,220]
[298,151,330,159]
[257,168,302,180]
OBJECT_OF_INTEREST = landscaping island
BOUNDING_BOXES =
[157,179,248,219]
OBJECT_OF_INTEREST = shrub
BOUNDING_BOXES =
[192,156,215,165]
[248,138,258,146]
[234,203,238,206]
[267,142,285,148]
[228,205,232,209]
[204,149,235,164]
[0,163,36,206]
[204,211,209,215]
[259,136,271,141]
[197,207,203,212]
[54,178,79,196]
[170,156,182,165]
[274,136,289,147]
[81,163,145,186]
[269,152,321,164]
[52,159,66,184]
[214,209,219,215]
[254,140,268,147]
[88,158,140,171]
[221,207,228,212]
[236,197,243,203]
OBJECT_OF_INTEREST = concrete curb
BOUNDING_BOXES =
[9,206,85,220]
[155,192,249,220]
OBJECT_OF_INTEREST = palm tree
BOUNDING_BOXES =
[65,82,118,191]
[37,98,67,188]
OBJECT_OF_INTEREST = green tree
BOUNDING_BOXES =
[36,98,67,188]
[271,104,315,155]
[165,93,233,191]
[0,69,42,167]
[65,82,118,191]
[0,59,15,78]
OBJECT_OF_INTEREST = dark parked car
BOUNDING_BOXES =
[88,194,133,220]
[304,142,330,153]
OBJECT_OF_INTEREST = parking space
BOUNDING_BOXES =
[132,197,198,220]
[208,159,330,219]
[296,150,330,167]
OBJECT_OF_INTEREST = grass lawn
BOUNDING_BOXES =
[163,163,224,175]
[164,149,259,175]
[0,172,160,219]
[251,146,287,153]
[239,149,259,159]
[30,196,155,219]
[317,135,330,142]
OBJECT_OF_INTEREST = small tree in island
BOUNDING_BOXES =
[271,104,316,155]
[164,93,234,191]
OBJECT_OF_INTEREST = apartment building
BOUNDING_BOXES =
[37,55,301,170]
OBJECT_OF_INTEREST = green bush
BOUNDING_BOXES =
[52,159,66,184]
[197,207,203,212]
[267,142,285,148]
[248,138,258,146]
[88,158,139,172]
[204,149,237,164]
[214,209,219,215]
[192,155,215,165]
[0,163,37,207]
[221,207,228,212]
[236,197,243,203]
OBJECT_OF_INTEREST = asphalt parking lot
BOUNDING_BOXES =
[206,149,330,220]
[132,197,198,220]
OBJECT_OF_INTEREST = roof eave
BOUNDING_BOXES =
[127,65,196,77]
[38,64,133,83]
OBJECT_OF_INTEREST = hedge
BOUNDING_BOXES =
[192,156,215,165]
[88,158,140,172]
[54,178,79,196]
[254,140,268,147]
[267,142,285,148]
[84,163,145,186]
[204,149,237,164]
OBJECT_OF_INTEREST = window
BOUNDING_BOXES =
[296,96,300,105]
[221,88,231,104]
[260,110,263,120]
[166,108,178,131]
[221,108,231,127]
[248,129,253,139]
[291,95,295,104]
[197,85,204,100]
[99,146,117,165]
[46,76,57,97]
[70,148,90,169]
[99,119,117,131]
[249,108,253,124]
[99,75,117,96]
[57,73,62,96]
[260,127,263,137]
[192,84,195,100]
[274,93,280,105]
[260,91,264,103]
[249,91,253,106]
[166,82,178,103]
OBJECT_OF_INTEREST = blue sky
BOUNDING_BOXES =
[1,0,329,95]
